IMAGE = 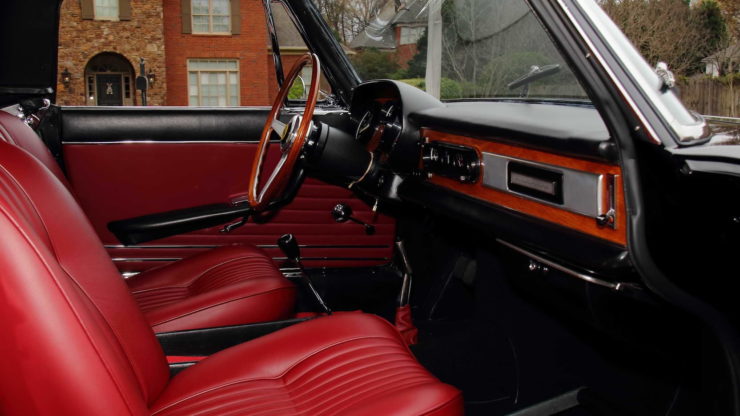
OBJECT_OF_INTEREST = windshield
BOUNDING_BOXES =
[315,0,589,101]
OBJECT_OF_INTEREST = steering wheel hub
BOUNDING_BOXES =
[248,53,321,211]
[280,115,303,153]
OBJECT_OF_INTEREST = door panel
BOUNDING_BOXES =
[60,107,395,272]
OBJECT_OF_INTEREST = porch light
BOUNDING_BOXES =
[60,68,71,88]
[147,70,156,86]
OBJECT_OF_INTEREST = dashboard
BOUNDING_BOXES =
[345,80,631,281]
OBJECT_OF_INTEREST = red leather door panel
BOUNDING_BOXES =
[63,142,394,272]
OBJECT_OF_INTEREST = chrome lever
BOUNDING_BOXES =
[331,203,376,235]
[220,217,248,233]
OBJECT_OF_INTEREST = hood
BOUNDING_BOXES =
[705,117,740,146]
[0,0,62,107]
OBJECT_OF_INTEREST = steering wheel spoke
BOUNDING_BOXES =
[271,118,288,140]
[248,53,320,211]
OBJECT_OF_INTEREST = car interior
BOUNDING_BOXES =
[1,0,740,415]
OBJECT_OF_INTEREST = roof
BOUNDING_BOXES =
[348,25,397,49]
[391,0,428,25]
[349,0,428,50]
[273,4,306,48]
[703,43,740,63]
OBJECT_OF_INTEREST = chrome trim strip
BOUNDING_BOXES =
[105,244,220,249]
[121,271,140,279]
[273,257,390,261]
[111,257,182,262]
[104,244,390,249]
[348,152,375,189]
[497,239,637,292]
[112,256,388,262]
[63,140,262,145]
[482,152,604,217]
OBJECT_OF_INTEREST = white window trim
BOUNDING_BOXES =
[187,59,240,107]
[191,0,231,34]
[93,0,120,21]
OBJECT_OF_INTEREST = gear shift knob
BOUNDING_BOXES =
[278,233,300,262]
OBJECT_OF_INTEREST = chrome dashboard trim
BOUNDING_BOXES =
[482,152,604,217]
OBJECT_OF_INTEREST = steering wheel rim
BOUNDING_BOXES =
[248,53,320,211]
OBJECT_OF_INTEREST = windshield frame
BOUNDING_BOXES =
[558,0,708,146]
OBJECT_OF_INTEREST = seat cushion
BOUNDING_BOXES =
[151,313,463,416]
[127,245,295,333]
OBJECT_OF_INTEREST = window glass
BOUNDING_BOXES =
[94,0,119,19]
[188,59,240,106]
[192,0,231,34]
[325,0,588,101]
[399,26,424,45]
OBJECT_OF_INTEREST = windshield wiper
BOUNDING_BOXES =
[507,64,561,97]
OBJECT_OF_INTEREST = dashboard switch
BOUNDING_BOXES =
[422,141,480,183]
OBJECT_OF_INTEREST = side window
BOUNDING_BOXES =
[80,0,130,21]
[192,0,231,34]
[188,59,240,106]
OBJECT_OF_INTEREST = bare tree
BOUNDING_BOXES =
[312,0,385,43]
[600,0,715,76]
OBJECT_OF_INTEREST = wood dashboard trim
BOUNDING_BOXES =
[422,129,627,246]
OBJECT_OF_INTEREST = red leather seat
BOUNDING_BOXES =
[128,245,295,333]
[0,139,462,415]
[0,110,295,332]
[153,314,462,416]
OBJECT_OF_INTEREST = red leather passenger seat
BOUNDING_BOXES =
[0,139,462,415]
[0,110,294,332]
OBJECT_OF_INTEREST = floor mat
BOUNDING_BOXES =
[411,319,519,415]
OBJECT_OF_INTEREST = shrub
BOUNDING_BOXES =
[397,77,463,100]
[350,48,400,80]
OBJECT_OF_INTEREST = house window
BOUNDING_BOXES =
[192,0,231,33]
[188,59,239,106]
[94,0,119,20]
[399,26,424,45]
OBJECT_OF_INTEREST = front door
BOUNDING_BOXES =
[95,74,123,106]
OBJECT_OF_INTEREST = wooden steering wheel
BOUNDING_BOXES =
[248,53,321,211]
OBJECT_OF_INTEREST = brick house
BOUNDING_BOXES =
[348,1,426,69]
[57,0,167,106]
[57,0,308,107]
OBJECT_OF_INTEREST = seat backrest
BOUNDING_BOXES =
[0,141,169,415]
[0,110,69,186]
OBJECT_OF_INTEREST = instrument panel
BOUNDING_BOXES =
[354,99,402,156]
[347,80,626,249]
[421,130,626,246]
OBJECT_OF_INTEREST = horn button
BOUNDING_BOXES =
[280,115,302,153]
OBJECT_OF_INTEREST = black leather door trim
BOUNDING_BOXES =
[60,106,271,142]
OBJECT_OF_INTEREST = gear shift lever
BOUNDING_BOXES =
[277,234,300,262]
[278,234,331,315]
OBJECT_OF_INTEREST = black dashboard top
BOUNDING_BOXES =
[410,101,615,163]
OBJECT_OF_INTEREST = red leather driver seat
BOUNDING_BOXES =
[0,139,463,415]
[0,110,295,332]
